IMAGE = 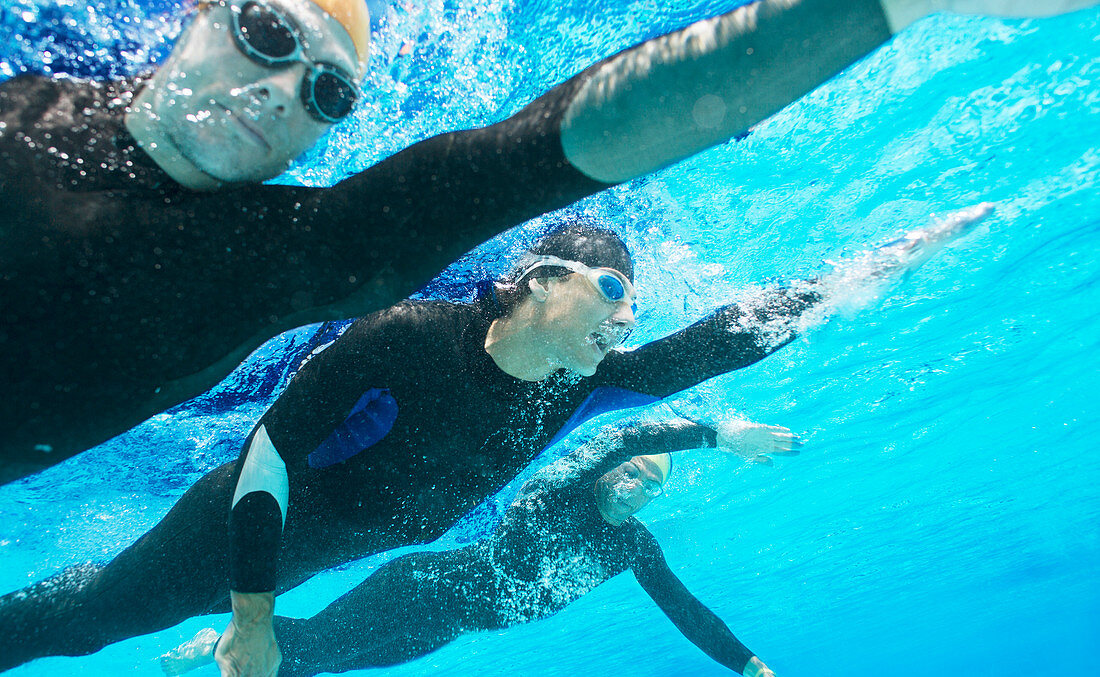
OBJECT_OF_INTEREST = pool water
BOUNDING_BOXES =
[2,1,1098,675]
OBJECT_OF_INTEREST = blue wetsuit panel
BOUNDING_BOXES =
[308,388,398,469]
[543,386,660,451]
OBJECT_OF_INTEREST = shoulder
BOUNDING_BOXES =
[314,299,476,365]
[347,299,471,339]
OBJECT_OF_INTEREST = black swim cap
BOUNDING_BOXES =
[491,216,634,313]
[524,217,634,282]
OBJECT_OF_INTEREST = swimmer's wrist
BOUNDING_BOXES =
[228,590,275,628]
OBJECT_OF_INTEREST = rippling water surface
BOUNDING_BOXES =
[2,1,1098,675]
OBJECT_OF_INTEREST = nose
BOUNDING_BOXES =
[610,302,635,330]
[249,65,303,117]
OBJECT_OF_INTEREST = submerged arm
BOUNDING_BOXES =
[217,312,405,676]
[598,284,823,398]
[631,528,772,675]
[219,424,288,677]
[575,418,718,484]
[306,1,894,319]
[560,0,892,183]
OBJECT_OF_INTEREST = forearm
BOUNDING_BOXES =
[229,424,289,595]
[602,284,823,397]
[672,600,758,674]
[560,0,892,183]
[616,419,718,457]
[635,548,757,673]
[585,419,717,478]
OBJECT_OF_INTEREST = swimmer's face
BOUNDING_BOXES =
[594,456,665,526]
[147,0,359,183]
[536,271,635,377]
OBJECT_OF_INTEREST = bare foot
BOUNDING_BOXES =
[159,628,219,676]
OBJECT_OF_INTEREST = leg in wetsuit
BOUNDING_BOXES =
[275,547,499,677]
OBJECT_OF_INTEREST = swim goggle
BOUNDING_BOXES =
[517,255,636,306]
[214,0,360,123]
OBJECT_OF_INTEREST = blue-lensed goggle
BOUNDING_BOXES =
[518,255,636,306]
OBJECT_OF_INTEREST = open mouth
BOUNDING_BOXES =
[585,319,631,354]
[586,329,612,352]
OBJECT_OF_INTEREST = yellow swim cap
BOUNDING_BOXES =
[635,453,672,484]
[310,0,371,74]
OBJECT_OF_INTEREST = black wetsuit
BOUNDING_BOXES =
[0,284,818,672]
[0,0,893,483]
[0,69,604,482]
[273,419,756,677]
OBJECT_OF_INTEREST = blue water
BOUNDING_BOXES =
[2,1,1099,675]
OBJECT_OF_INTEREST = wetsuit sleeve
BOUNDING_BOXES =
[577,418,717,484]
[225,306,420,593]
[274,1,890,322]
[629,526,757,674]
[276,71,609,317]
[228,425,289,593]
[596,285,822,398]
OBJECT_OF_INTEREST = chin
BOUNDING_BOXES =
[171,124,287,183]
[198,152,288,184]
[573,363,599,377]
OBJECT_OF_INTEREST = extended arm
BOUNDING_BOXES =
[576,415,801,481]
[594,198,1001,399]
[631,529,769,675]
[302,1,896,320]
[576,418,718,483]
[561,0,891,183]
[217,310,407,676]
[598,284,823,398]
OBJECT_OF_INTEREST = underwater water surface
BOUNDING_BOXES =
[1,1,1098,675]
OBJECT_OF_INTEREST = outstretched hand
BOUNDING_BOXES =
[716,420,801,466]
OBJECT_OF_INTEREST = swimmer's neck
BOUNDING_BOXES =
[484,307,558,382]
[124,82,225,192]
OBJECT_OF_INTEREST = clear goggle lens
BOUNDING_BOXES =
[228,1,360,122]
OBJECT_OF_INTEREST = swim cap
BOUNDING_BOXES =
[635,453,672,483]
[310,0,371,73]
[524,217,634,282]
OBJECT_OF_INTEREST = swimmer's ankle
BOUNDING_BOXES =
[159,628,219,676]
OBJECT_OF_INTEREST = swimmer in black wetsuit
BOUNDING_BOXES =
[2,0,1083,482]
[0,205,991,676]
[160,418,798,677]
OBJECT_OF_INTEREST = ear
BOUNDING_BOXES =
[528,276,551,303]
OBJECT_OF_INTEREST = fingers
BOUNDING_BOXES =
[770,432,802,456]
[931,201,995,240]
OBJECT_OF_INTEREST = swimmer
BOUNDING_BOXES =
[2,0,1090,483]
[160,418,796,677]
[0,208,987,676]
